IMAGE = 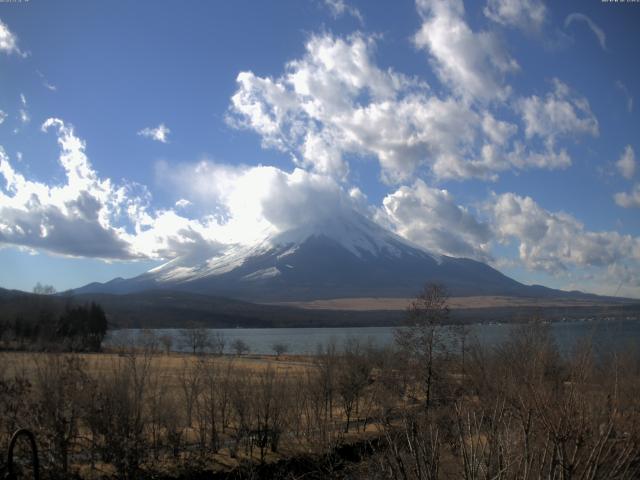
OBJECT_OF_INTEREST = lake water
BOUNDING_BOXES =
[104,318,640,355]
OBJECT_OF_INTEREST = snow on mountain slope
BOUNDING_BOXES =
[146,212,440,283]
[72,210,570,301]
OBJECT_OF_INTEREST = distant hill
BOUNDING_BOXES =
[1,287,638,329]
[71,290,404,328]
[0,287,401,328]
[0,287,69,323]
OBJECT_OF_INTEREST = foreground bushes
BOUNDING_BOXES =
[368,323,640,479]
[0,322,639,479]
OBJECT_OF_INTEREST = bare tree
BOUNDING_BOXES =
[196,357,224,452]
[272,342,289,359]
[452,322,472,377]
[178,358,202,427]
[394,283,449,412]
[337,339,372,432]
[228,367,253,458]
[138,329,159,353]
[314,340,339,422]
[0,365,32,452]
[85,351,153,479]
[231,338,250,356]
[211,331,226,356]
[33,282,56,295]
[159,334,173,355]
[218,359,235,433]
[180,326,211,355]
[33,354,88,475]
[145,359,168,460]
[378,413,442,480]
[252,367,289,462]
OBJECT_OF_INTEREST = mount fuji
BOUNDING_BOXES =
[73,211,587,302]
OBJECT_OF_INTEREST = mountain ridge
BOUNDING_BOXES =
[71,211,625,302]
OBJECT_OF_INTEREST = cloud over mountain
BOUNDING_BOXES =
[376,180,492,260]
[1,121,367,262]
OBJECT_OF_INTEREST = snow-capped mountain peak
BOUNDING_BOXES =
[264,212,439,261]
[148,211,440,284]
[74,209,533,301]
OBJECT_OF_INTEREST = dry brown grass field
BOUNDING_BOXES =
[1,350,315,381]
[272,295,633,311]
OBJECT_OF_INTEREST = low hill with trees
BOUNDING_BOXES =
[0,287,107,351]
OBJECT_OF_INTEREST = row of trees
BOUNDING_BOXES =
[129,327,289,358]
[177,328,254,356]
[0,302,108,352]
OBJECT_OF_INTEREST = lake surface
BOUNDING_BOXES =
[104,319,640,355]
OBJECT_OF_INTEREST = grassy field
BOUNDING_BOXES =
[271,294,636,311]
[2,350,315,380]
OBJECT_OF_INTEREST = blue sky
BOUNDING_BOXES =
[0,0,639,297]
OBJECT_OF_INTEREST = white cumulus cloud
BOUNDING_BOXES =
[614,184,640,209]
[615,145,636,180]
[138,123,170,143]
[37,70,57,92]
[19,93,29,125]
[228,32,571,183]
[376,179,492,260]
[229,33,428,181]
[414,0,519,102]
[489,192,640,274]
[375,183,640,294]
[484,0,547,31]
[516,79,598,151]
[615,81,634,113]
[0,120,138,259]
[0,18,26,57]
[323,0,363,23]
[0,120,230,261]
